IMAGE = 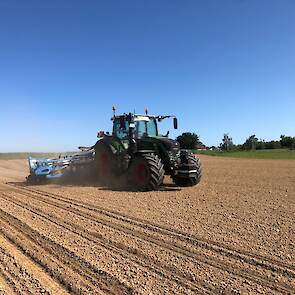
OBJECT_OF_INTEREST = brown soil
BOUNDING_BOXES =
[0,156,294,294]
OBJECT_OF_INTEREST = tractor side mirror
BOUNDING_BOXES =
[173,117,178,129]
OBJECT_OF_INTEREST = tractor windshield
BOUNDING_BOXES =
[113,116,158,139]
[135,119,157,138]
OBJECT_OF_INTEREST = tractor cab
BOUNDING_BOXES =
[112,113,177,140]
[113,115,158,140]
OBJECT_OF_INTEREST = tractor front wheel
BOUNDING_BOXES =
[127,154,164,191]
[173,155,202,187]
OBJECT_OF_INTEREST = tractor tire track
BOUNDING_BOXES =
[0,233,70,295]
[15,184,295,275]
[4,186,295,293]
[0,206,134,295]
[11,185,295,274]
[0,261,29,295]
[5,186,294,293]
[0,244,50,295]
[0,192,214,294]
[0,270,15,295]
[0,266,22,295]
[0,218,85,295]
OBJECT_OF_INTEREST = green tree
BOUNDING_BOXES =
[280,135,295,149]
[219,133,234,151]
[264,140,281,149]
[256,139,265,150]
[243,135,258,150]
[176,132,201,149]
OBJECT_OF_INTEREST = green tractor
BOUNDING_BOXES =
[94,109,202,191]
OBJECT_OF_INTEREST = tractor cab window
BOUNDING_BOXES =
[135,119,157,138]
[136,121,146,138]
[113,119,129,139]
[146,119,157,136]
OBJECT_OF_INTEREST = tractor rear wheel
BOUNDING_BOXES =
[173,155,202,187]
[95,143,115,185]
[127,154,164,191]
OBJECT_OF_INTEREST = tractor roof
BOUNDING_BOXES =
[112,113,175,121]
[112,114,156,121]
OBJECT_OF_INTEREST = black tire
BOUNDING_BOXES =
[127,154,164,191]
[173,155,202,187]
[95,142,115,185]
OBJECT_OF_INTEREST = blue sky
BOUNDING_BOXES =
[0,0,294,152]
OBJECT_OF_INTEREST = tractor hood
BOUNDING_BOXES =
[156,137,180,151]
[135,136,180,154]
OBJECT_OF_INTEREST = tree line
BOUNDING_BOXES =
[219,134,295,151]
[176,132,295,151]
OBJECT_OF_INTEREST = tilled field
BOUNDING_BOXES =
[0,157,294,294]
